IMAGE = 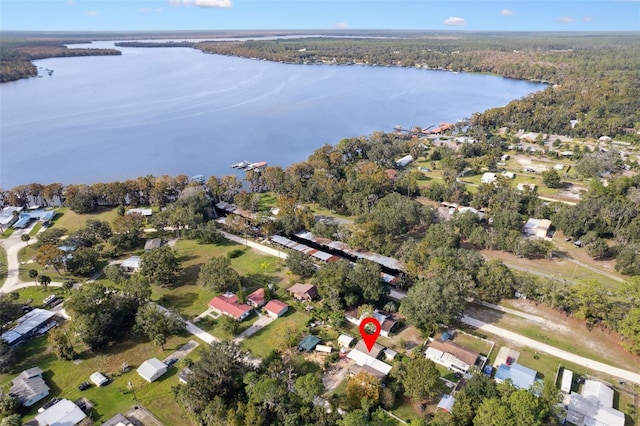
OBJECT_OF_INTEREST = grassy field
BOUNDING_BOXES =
[0,329,198,425]
[242,308,310,358]
[0,244,7,287]
[49,207,120,235]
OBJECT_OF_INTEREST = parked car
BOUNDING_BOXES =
[573,240,583,247]
[78,382,90,391]
[165,357,178,367]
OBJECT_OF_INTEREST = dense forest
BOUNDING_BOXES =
[196,33,640,140]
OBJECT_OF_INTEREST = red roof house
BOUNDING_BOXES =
[208,294,253,321]
[246,288,266,308]
[264,300,289,318]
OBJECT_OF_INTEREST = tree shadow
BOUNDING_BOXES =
[161,292,199,312]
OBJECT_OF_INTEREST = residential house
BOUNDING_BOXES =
[502,171,516,179]
[347,340,393,379]
[344,308,399,338]
[137,358,168,383]
[10,367,50,407]
[0,206,23,232]
[523,218,552,240]
[144,238,162,251]
[1,308,57,347]
[494,362,538,390]
[425,340,479,374]
[517,183,537,192]
[246,288,266,308]
[287,283,319,301]
[263,299,288,318]
[120,256,142,273]
[315,344,332,353]
[34,398,87,426]
[566,380,625,426]
[395,155,414,168]
[481,172,497,184]
[127,208,152,217]
[208,294,253,321]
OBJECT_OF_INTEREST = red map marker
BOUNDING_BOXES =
[359,317,382,352]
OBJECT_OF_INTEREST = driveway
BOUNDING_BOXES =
[234,314,275,342]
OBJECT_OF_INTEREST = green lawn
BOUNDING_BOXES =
[0,330,196,425]
[159,239,289,318]
[0,244,7,287]
[9,285,65,306]
[29,222,43,236]
[49,207,120,235]
[449,332,494,357]
[242,308,309,358]
[0,227,15,239]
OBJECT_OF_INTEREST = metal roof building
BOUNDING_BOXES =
[1,309,56,347]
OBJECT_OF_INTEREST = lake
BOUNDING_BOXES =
[0,41,546,188]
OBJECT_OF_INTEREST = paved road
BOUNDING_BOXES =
[0,228,32,293]
[461,315,640,385]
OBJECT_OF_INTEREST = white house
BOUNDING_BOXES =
[35,398,87,426]
[120,256,142,273]
[481,172,497,184]
[395,155,414,168]
[137,358,168,383]
[425,340,479,374]
[567,380,625,426]
[127,208,152,217]
[523,218,552,240]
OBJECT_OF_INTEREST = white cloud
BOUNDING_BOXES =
[67,0,76,6]
[169,0,232,8]
[500,9,514,16]
[583,16,593,22]
[86,10,98,16]
[332,22,348,29]
[558,16,574,23]
[444,16,466,26]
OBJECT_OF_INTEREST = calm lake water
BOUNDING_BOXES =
[0,41,546,188]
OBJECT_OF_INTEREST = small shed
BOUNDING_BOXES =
[338,334,355,348]
[144,238,162,251]
[315,344,332,353]
[437,394,455,413]
[90,372,109,387]
[137,358,168,383]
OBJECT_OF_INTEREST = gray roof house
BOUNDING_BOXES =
[137,358,168,383]
[34,398,87,426]
[10,367,50,407]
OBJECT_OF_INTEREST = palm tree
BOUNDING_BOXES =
[21,234,30,246]
[28,269,38,285]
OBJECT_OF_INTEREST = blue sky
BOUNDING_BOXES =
[1,0,638,32]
